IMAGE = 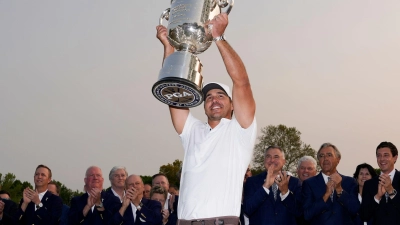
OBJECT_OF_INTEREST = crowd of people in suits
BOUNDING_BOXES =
[0,165,178,225]
[241,141,400,225]
[0,141,398,225]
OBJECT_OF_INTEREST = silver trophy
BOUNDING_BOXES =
[152,0,234,108]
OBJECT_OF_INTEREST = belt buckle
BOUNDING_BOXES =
[215,219,225,225]
[191,220,205,225]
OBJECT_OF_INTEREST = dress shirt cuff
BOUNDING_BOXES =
[280,190,290,201]
[374,196,380,204]
[263,186,270,194]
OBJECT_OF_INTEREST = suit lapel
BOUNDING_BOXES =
[82,193,94,216]
[392,170,400,189]
[42,191,51,206]
[316,173,326,195]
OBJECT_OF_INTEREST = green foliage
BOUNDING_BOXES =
[141,175,152,185]
[0,172,33,203]
[252,124,317,175]
[21,181,33,189]
[0,173,16,191]
[51,180,83,206]
[374,168,381,175]
[0,161,185,205]
[250,168,264,176]
[159,159,182,188]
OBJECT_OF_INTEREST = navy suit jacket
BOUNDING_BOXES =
[109,198,162,225]
[360,170,400,225]
[15,191,63,225]
[166,195,178,225]
[59,204,69,225]
[302,173,359,225]
[243,171,302,225]
[105,189,162,225]
[0,199,18,225]
[68,191,120,225]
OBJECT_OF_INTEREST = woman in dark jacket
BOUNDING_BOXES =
[353,163,378,225]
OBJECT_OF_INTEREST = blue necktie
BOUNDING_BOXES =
[328,177,333,202]
[272,183,278,201]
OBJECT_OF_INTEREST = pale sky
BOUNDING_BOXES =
[1,1,399,191]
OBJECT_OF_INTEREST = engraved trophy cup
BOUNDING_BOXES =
[152,0,234,108]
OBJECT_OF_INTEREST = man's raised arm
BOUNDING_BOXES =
[156,25,189,134]
[211,14,256,128]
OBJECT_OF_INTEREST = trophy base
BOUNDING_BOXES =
[152,78,203,108]
[152,51,204,108]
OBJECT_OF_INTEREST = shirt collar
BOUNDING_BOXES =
[321,172,330,184]
[381,169,396,181]
[38,190,47,201]
[205,118,231,131]
[111,188,125,202]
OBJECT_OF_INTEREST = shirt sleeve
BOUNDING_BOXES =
[280,190,290,201]
[179,113,201,153]
[262,186,270,194]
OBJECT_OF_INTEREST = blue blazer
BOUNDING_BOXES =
[243,171,302,225]
[68,191,120,225]
[166,195,178,225]
[302,173,359,225]
[107,195,163,225]
[15,191,63,225]
[59,204,69,225]
[360,170,400,225]
[0,198,18,225]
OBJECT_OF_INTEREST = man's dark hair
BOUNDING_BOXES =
[376,141,398,157]
[169,184,179,191]
[317,143,341,159]
[264,146,285,159]
[0,190,11,199]
[36,164,52,179]
[48,181,61,195]
[152,173,169,182]
[353,163,378,180]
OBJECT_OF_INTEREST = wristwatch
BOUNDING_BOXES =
[36,202,43,209]
[213,34,226,42]
[389,189,397,197]
[95,202,104,208]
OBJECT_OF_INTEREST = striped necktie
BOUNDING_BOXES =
[272,183,278,201]
[328,177,333,202]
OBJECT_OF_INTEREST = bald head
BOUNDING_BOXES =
[126,174,144,198]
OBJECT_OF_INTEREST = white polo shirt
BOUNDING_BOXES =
[178,113,257,220]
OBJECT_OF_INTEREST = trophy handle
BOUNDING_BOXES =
[219,0,234,14]
[159,8,170,25]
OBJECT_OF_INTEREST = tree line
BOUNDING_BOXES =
[1,124,321,205]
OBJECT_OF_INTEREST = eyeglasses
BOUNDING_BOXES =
[87,174,102,178]
[113,174,126,178]
[318,153,334,159]
[265,155,281,160]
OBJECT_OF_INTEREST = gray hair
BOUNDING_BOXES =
[317,143,341,159]
[109,166,128,180]
[85,166,102,178]
[297,156,317,169]
[264,145,285,159]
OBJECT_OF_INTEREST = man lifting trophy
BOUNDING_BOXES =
[152,0,234,108]
[155,0,257,224]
